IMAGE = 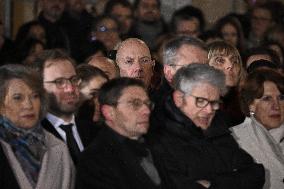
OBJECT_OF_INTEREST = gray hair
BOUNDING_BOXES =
[163,36,207,66]
[173,63,227,96]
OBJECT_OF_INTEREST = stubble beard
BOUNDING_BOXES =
[47,92,80,118]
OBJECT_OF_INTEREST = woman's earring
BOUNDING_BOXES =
[249,111,255,117]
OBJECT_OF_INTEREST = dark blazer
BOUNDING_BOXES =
[0,144,20,189]
[41,117,97,148]
[76,126,163,189]
[148,95,265,189]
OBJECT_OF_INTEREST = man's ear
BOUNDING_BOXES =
[101,105,114,121]
[163,65,172,83]
[152,59,156,69]
[173,90,184,108]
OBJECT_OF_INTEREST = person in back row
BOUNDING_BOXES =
[116,38,155,90]
[148,63,265,189]
[151,36,208,123]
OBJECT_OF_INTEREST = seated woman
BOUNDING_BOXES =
[208,40,246,126]
[231,68,284,189]
[0,64,74,189]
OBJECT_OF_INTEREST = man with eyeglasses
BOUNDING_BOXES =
[116,38,155,90]
[148,63,265,188]
[151,36,208,131]
[76,77,164,189]
[30,49,97,164]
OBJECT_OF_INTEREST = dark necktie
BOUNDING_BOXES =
[60,124,80,163]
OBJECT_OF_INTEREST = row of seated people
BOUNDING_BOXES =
[0,35,283,189]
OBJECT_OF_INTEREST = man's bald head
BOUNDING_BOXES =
[87,56,119,79]
[116,38,154,88]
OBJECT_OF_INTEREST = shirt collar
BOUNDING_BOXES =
[46,113,76,129]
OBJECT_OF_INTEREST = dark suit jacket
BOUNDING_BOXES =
[41,117,97,149]
[76,126,163,189]
[0,145,20,189]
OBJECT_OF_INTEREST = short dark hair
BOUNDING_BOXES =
[243,47,280,68]
[171,5,205,34]
[240,68,284,116]
[91,15,120,34]
[133,0,161,9]
[0,64,47,120]
[214,15,245,52]
[29,49,76,76]
[104,0,133,15]
[76,64,109,88]
[99,77,145,106]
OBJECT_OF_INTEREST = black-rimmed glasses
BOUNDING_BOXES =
[44,76,81,89]
[187,94,222,110]
[116,98,154,111]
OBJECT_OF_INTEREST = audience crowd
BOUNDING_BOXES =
[0,0,284,189]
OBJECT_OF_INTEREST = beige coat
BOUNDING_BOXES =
[231,117,284,189]
[0,130,75,189]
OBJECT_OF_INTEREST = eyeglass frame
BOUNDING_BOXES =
[168,63,187,70]
[119,56,154,68]
[96,26,118,33]
[44,76,81,89]
[113,98,154,111]
[185,93,222,111]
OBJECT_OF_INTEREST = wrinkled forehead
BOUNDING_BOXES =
[117,40,151,58]
[120,86,148,100]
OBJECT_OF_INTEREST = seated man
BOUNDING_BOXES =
[116,38,155,90]
[148,63,265,189]
[76,78,163,189]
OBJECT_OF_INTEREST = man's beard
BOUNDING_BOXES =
[47,92,79,118]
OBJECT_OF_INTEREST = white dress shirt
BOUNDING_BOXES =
[46,113,84,151]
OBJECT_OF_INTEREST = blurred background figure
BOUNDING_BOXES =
[214,15,245,54]
[14,21,46,63]
[262,40,284,67]
[247,3,276,48]
[0,21,15,65]
[0,64,74,189]
[15,21,46,47]
[104,0,134,39]
[129,0,167,50]
[16,38,46,64]
[231,68,284,189]
[170,5,205,38]
[199,29,222,44]
[87,56,119,80]
[90,15,121,52]
[61,0,94,62]
[37,0,70,51]
[76,64,108,123]
[243,46,281,70]
[80,40,107,63]
[266,25,284,50]
[208,40,245,126]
